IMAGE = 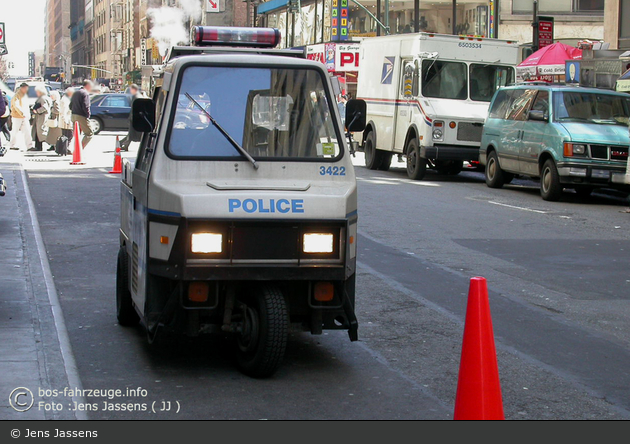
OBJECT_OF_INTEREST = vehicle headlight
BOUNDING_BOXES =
[432,129,443,140]
[191,233,223,253]
[573,144,586,155]
[303,233,334,254]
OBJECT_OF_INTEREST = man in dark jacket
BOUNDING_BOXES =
[71,79,94,149]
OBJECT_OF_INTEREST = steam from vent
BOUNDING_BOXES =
[148,0,203,57]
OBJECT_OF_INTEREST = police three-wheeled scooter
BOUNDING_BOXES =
[116,27,366,377]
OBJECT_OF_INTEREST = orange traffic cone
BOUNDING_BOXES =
[70,121,85,165]
[454,277,504,420]
[109,137,122,174]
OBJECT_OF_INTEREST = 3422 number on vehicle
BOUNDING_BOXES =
[320,166,346,176]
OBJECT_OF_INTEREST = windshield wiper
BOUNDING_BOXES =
[184,92,259,170]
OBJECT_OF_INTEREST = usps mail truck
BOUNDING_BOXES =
[357,33,519,179]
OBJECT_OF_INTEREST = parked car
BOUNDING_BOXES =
[480,84,630,201]
[89,93,132,134]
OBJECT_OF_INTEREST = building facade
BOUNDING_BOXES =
[70,0,87,83]
[45,0,72,76]
[604,0,630,49]
[256,0,604,51]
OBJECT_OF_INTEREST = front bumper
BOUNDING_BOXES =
[556,162,629,186]
[421,144,480,161]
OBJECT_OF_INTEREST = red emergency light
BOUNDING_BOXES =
[191,26,281,48]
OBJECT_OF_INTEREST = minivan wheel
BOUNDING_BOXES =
[485,151,505,188]
[540,159,563,201]
[406,138,426,180]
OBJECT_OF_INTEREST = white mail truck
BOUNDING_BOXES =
[356,33,519,179]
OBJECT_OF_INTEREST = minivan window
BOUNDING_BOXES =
[554,91,630,125]
[470,65,515,102]
[488,90,512,119]
[530,90,550,114]
[422,60,467,100]
[167,66,340,160]
[507,89,537,121]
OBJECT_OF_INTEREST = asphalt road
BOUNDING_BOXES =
[23,141,630,419]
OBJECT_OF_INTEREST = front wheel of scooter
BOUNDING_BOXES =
[235,285,288,378]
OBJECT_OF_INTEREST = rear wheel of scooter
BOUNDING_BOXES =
[235,285,288,378]
[116,247,139,327]
[406,138,426,180]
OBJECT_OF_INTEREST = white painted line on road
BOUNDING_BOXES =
[357,177,441,187]
[21,168,89,420]
[487,200,548,214]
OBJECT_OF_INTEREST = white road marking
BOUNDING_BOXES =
[358,177,440,187]
[487,200,548,214]
[21,168,89,420]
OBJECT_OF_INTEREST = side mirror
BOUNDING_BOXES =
[345,99,367,132]
[131,98,155,132]
[528,109,548,122]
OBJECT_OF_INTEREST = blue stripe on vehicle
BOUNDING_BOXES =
[148,208,182,218]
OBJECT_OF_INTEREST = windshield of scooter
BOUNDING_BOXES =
[167,66,342,160]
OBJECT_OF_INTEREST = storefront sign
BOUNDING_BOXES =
[331,0,349,41]
[538,16,554,49]
[306,43,360,72]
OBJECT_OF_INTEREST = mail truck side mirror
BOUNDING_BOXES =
[131,98,156,133]
[345,99,367,132]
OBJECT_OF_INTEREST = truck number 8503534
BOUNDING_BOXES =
[320,166,346,176]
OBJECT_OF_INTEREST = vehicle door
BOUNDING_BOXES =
[519,90,550,176]
[100,95,131,129]
[500,89,537,172]
[393,60,418,151]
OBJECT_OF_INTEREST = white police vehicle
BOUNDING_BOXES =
[117,27,365,377]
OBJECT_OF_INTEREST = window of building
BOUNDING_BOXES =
[512,0,603,13]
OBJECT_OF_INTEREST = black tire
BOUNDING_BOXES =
[437,160,463,176]
[406,138,426,180]
[575,186,594,198]
[540,159,563,201]
[116,247,140,326]
[503,172,515,185]
[235,285,288,378]
[485,150,506,188]
[377,152,393,171]
[364,131,389,170]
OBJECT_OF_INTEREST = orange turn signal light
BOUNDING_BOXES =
[314,282,334,302]
[564,143,573,157]
[160,236,169,244]
[449,121,457,129]
[188,282,209,303]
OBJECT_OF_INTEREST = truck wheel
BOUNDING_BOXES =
[406,138,426,180]
[235,285,288,378]
[436,160,463,175]
[485,151,506,188]
[378,152,393,171]
[116,247,139,326]
[540,159,562,201]
[364,132,385,170]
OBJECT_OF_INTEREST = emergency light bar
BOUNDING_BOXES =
[191,26,281,48]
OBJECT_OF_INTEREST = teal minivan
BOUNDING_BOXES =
[480,84,630,201]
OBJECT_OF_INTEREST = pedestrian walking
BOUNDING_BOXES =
[45,91,63,150]
[71,80,94,149]
[59,87,75,142]
[0,89,9,156]
[30,85,52,152]
[9,83,33,151]
[119,84,146,151]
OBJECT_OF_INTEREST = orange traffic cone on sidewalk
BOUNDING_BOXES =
[70,121,85,165]
[109,137,122,174]
[454,277,504,420]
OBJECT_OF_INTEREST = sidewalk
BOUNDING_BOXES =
[0,163,82,419]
